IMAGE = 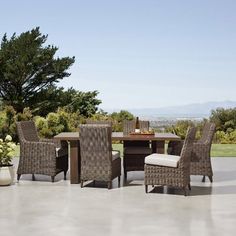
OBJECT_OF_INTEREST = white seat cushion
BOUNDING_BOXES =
[112,151,120,161]
[145,153,181,168]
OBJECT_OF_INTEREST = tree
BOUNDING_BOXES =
[0,27,75,112]
[165,120,195,139]
[110,110,134,122]
[110,110,134,131]
[65,90,101,117]
[210,108,236,132]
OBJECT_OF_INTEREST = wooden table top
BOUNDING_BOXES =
[54,132,80,140]
[54,132,181,141]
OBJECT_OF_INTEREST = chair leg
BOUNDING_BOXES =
[118,176,121,187]
[124,170,127,180]
[145,185,148,193]
[17,174,21,181]
[202,175,206,182]
[51,176,55,183]
[208,176,213,183]
[81,180,84,188]
[64,171,67,180]
[108,181,112,189]
[183,187,187,196]
[188,183,191,190]
[32,174,35,181]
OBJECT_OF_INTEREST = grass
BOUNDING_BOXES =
[211,144,236,157]
[112,143,236,157]
[13,143,236,158]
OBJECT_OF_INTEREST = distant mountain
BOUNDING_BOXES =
[108,101,236,118]
[129,101,236,118]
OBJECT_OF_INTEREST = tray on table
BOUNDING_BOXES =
[129,132,155,136]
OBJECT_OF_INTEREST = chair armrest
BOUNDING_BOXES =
[40,138,68,149]
[41,138,54,143]
[21,140,57,163]
[41,138,60,147]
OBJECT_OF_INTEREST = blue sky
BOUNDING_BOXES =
[1,0,236,109]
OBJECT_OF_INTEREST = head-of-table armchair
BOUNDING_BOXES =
[79,124,121,189]
[123,120,152,179]
[16,121,68,182]
[145,127,196,196]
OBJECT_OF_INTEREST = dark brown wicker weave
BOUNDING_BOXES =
[168,122,215,182]
[123,120,152,179]
[16,121,68,182]
[145,127,196,196]
[86,120,113,126]
[79,124,121,189]
[191,122,216,182]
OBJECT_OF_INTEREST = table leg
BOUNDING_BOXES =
[151,141,157,153]
[69,140,80,184]
[151,141,165,154]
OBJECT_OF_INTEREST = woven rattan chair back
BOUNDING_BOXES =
[16,121,39,142]
[79,124,113,181]
[86,120,112,126]
[199,122,216,144]
[123,120,149,135]
[123,120,135,135]
[80,124,112,154]
[123,120,150,148]
[179,127,197,169]
[190,122,215,182]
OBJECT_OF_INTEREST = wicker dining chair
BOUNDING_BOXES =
[144,127,196,196]
[79,124,121,189]
[16,121,68,182]
[191,122,216,182]
[123,120,152,179]
[167,122,216,182]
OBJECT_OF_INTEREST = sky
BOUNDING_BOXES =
[0,0,236,110]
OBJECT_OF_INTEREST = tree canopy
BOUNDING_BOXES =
[29,85,101,117]
[210,108,236,132]
[0,27,75,112]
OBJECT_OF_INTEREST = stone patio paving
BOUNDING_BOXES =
[1,157,236,236]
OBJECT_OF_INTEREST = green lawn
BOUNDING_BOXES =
[112,143,236,157]
[13,143,236,158]
[211,144,236,157]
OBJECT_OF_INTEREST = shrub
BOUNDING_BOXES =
[0,106,33,141]
[165,120,195,139]
[35,108,80,138]
[214,130,236,144]
[0,135,16,166]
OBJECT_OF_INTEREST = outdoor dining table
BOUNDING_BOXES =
[54,132,181,184]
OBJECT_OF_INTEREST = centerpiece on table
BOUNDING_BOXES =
[0,135,16,186]
[130,117,155,135]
